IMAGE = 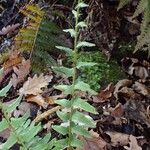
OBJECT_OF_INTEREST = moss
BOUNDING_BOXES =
[76,51,126,91]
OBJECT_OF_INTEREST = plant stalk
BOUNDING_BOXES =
[68,0,81,149]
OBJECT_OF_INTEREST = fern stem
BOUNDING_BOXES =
[29,13,44,59]
[68,0,81,149]
[0,102,28,150]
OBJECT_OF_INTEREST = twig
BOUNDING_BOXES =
[33,106,61,123]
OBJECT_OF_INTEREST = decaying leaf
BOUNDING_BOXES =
[124,135,142,150]
[106,131,130,146]
[0,23,20,35]
[132,81,149,96]
[2,56,22,71]
[19,74,53,96]
[26,94,48,108]
[114,79,132,99]
[10,59,31,88]
[110,103,124,118]
[77,131,107,150]
[13,102,31,117]
[122,57,150,80]
[0,53,22,83]
[92,83,114,103]
[124,100,150,127]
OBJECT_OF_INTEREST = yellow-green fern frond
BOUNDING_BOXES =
[118,0,131,10]
[13,4,63,72]
[14,4,44,52]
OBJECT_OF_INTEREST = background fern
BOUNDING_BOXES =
[14,4,63,73]
[118,0,150,57]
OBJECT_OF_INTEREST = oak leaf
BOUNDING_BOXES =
[26,95,48,108]
[11,59,31,88]
[19,74,53,96]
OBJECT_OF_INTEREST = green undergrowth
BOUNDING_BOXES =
[75,51,126,91]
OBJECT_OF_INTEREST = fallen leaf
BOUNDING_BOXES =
[11,59,31,88]
[0,23,20,35]
[2,56,22,71]
[124,100,150,127]
[93,83,114,103]
[122,57,150,80]
[13,102,31,117]
[106,131,129,146]
[110,103,124,118]
[77,131,107,150]
[118,86,136,99]
[132,81,149,96]
[19,74,53,96]
[26,95,48,108]
[114,79,132,99]
[124,135,142,150]
[0,54,22,83]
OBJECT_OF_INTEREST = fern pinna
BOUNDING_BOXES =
[0,81,55,150]
[52,1,98,149]
[118,0,150,57]
[13,4,62,73]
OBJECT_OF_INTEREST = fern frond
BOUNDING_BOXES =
[133,0,148,18]
[118,0,131,10]
[13,4,63,73]
[14,4,44,53]
[0,82,54,150]
[32,50,56,73]
[133,0,150,56]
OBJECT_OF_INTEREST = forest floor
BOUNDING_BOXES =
[0,0,150,149]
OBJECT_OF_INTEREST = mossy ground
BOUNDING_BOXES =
[77,51,126,91]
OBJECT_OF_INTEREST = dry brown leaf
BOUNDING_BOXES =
[106,131,130,146]
[110,103,124,118]
[19,74,53,96]
[45,96,56,105]
[124,135,142,150]
[0,54,22,83]
[132,81,149,96]
[114,79,132,99]
[26,95,48,108]
[124,100,150,127]
[77,131,107,150]
[13,102,31,117]
[10,59,31,88]
[93,83,114,103]
[0,23,20,35]
[122,57,149,80]
[2,56,22,71]
[118,87,136,99]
